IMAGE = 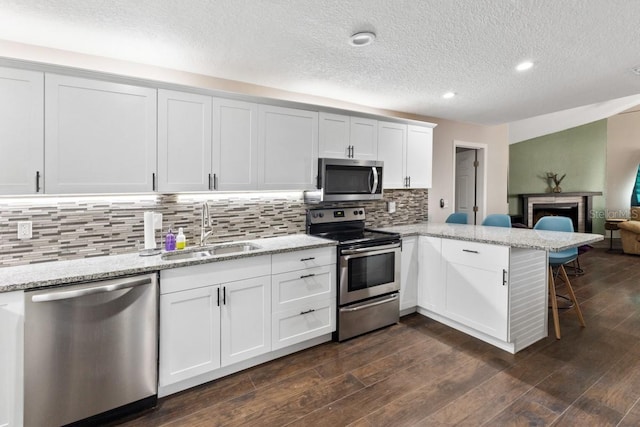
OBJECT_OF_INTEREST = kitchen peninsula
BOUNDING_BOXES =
[381,223,603,353]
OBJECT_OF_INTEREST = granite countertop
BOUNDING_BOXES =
[379,223,604,252]
[0,234,337,293]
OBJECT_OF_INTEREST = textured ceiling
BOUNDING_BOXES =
[0,0,639,124]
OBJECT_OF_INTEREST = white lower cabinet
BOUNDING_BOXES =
[417,236,547,353]
[159,246,336,396]
[441,239,509,341]
[0,291,24,427]
[271,248,336,350]
[400,236,418,313]
[159,256,271,390]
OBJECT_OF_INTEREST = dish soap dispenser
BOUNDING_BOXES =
[165,228,176,251]
[176,228,186,250]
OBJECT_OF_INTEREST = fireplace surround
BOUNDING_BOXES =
[519,192,602,232]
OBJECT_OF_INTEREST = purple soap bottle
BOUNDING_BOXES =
[165,228,176,251]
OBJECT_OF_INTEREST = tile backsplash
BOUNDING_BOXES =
[0,189,427,267]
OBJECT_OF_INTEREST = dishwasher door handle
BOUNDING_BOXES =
[31,277,152,302]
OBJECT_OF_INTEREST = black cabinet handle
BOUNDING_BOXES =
[213,173,218,190]
[300,309,316,315]
[408,176,411,187]
[300,274,315,279]
[208,173,213,190]
[462,249,479,254]
[35,171,40,193]
[152,173,156,191]
[217,287,220,306]
[223,286,226,305]
[300,257,315,262]
[503,269,508,286]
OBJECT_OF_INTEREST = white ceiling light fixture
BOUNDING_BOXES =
[516,61,534,72]
[442,91,456,99]
[349,31,376,47]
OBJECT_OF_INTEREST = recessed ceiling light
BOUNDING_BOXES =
[349,32,376,47]
[442,92,456,99]
[516,61,534,71]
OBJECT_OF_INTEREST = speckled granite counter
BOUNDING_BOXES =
[378,223,603,252]
[0,234,336,292]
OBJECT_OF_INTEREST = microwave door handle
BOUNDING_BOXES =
[371,167,379,194]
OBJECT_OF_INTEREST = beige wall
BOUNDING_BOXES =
[424,117,509,223]
[606,106,640,221]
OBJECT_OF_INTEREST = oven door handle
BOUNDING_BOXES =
[341,242,400,255]
[340,293,398,312]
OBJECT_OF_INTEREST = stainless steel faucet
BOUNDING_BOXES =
[200,202,214,246]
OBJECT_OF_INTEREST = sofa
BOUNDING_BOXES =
[617,207,640,255]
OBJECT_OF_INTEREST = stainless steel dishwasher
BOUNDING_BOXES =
[24,273,158,427]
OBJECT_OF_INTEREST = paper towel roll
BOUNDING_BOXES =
[144,211,156,249]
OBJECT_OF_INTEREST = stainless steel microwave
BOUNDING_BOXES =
[316,158,384,202]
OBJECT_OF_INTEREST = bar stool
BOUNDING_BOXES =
[445,212,468,224]
[534,216,586,339]
[481,214,512,228]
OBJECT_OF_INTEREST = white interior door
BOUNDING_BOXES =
[455,149,476,224]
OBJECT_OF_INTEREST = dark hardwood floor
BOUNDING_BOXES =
[117,243,640,426]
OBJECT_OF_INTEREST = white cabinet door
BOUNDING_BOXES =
[157,89,212,192]
[400,236,418,312]
[45,74,157,194]
[213,98,258,190]
[221,276,271,366]
[0,291,24,427]
[159,286,221,387]
[258,105,318,190]
[377,121,407,189]
[350,116,378,160]
[441,239,509,340]
[0,67,43,195]
[417,236,443,313]
[406,125,433,189]
[318,112,350,158]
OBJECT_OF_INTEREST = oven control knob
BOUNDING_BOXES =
[353,210,359,215]
[311,212,317,218]
[359,210,364,215]
[319,212,324,218]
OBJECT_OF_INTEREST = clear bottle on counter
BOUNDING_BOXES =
[176,228,186,250]
[165,229,176,251]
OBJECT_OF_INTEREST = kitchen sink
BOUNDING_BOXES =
[161,242,261,261]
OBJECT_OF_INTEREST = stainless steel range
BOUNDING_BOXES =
[307,207,401,341]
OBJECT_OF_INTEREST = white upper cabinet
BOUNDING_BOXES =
[318,113,378,160]
[0,67,43,195]
[213,98,258,191]
[406,125,433,189]
[318,112,350,158]
[349,117,378,160]
[157,89,212,192]
[377,121,407,189]
[258,105,318,190]
[45,74,157,194]
[378,122,433,189]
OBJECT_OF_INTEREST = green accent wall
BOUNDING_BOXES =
[509,120,607,234]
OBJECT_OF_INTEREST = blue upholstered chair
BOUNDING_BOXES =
[481,214,512,228]
[445,212,468,224]
[534,216,586,339]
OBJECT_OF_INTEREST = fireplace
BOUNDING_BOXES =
[532,203,579,231]
[519,192,602,232]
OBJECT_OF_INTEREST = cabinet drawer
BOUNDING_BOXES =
[272,298,335,350]
[272,247,336,274]
[272,266,334,312]
[160,255,271,294]
[441,239,509,269]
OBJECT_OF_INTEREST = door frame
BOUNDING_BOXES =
[452,140,488,224]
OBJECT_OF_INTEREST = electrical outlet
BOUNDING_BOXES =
[17,221,32,239]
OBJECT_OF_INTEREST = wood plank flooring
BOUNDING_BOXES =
[116,245,640,426]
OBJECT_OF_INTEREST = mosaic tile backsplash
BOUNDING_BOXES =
[0,189,428,267]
